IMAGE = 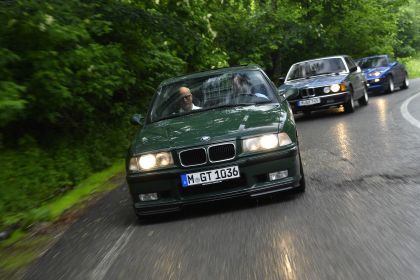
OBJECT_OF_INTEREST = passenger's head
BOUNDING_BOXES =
[233,74,252,95]
[178,86,193,112]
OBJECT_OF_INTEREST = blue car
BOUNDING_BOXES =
[355,55,409,93]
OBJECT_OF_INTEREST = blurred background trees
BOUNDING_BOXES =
[0,0,418,228]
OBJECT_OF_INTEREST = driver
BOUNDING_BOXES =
[178,86,201,113]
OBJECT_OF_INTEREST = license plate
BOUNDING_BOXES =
[298,97,321,106]
[181,166,240,187]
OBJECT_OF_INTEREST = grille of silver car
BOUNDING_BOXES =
[299,88,316,98]
[178,143,236,167]
[208,143,235,162]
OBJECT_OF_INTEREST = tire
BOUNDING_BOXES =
[386,76,394,93]
[294,151,306,193]
[344,88,355,113]
[401,73,409,89]
[359,87,369,106]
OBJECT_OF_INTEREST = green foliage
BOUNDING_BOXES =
[394,0,420,57]
[401,55,420,78]
[0,48,26,126]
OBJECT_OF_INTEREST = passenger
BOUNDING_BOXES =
[233,74,269,101]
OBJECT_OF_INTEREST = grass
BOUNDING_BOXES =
[0,160,125,278]
[402,55,420,79]
[39,161,124,219]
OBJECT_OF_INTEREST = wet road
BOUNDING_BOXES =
[26,79,420,280]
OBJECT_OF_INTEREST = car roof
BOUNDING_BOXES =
[160,65,262,86]
[291,55,349,65]
[357,54,388,60]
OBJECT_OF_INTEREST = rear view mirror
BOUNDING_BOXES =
[130,114,143,126]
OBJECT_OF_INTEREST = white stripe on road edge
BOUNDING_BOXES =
[401,91,420,130]
[90,225,135,280]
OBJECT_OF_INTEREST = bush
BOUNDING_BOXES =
[0,122,134,229]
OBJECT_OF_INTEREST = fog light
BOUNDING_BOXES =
[374,78,380,83]
[139,193,158,201]
[269,170,288,181]
[367,83,370,86]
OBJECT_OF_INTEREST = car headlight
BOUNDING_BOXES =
[242,133,292,153]
[368,71,381,77]
[129,151,174,172]
[330,84,341,93]
[324,83,346,94]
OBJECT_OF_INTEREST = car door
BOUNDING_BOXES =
[388,56,403,84]
[345,56,364,98]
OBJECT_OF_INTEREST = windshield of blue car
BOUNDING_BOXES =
[149,70,278,123]
[286,58,347,81]
[357,57,388,68]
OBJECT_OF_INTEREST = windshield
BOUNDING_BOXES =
[356,57,388,68]
[286,58,347,81]
[149,70,278,122]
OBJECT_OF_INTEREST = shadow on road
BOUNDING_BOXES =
[294,91,390,123]
[136,191,304,225]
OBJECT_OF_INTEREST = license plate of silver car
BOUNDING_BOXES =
[298,97,321,106]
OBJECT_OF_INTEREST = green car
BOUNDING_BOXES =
[126,66,305,217]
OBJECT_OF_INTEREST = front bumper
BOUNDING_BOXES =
[289,91,350,112]
[126,145,302,215]
[366,78,386,92]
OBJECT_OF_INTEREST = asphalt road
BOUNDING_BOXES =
[25,79,420,280]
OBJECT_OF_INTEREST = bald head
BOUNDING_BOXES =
[178,86,193,112]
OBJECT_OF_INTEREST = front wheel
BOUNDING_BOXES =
[294,151,306,193]
[401,74,409,89]
[344,91,355,113]
[386,76,394,93]
[359,87,369,106]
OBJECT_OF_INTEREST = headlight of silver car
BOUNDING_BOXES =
[129,151,174,171]
[242,133,292,153]
[323,83,346,93]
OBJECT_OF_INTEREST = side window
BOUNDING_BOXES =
[345,57,356,70]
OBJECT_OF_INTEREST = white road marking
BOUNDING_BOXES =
[90,225,135,280]
[401,91,420,129]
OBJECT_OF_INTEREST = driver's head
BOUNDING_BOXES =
[178,86,193,112]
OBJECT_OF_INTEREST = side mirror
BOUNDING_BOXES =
[350,66,358,72]
[277,77,286,86]
[356,66,361,73]
[130,114,143,126]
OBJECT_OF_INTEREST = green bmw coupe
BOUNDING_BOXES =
[126,66,305,217]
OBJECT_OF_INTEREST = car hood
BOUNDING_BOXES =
[130,104,288,154]
[280,74,347,90]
